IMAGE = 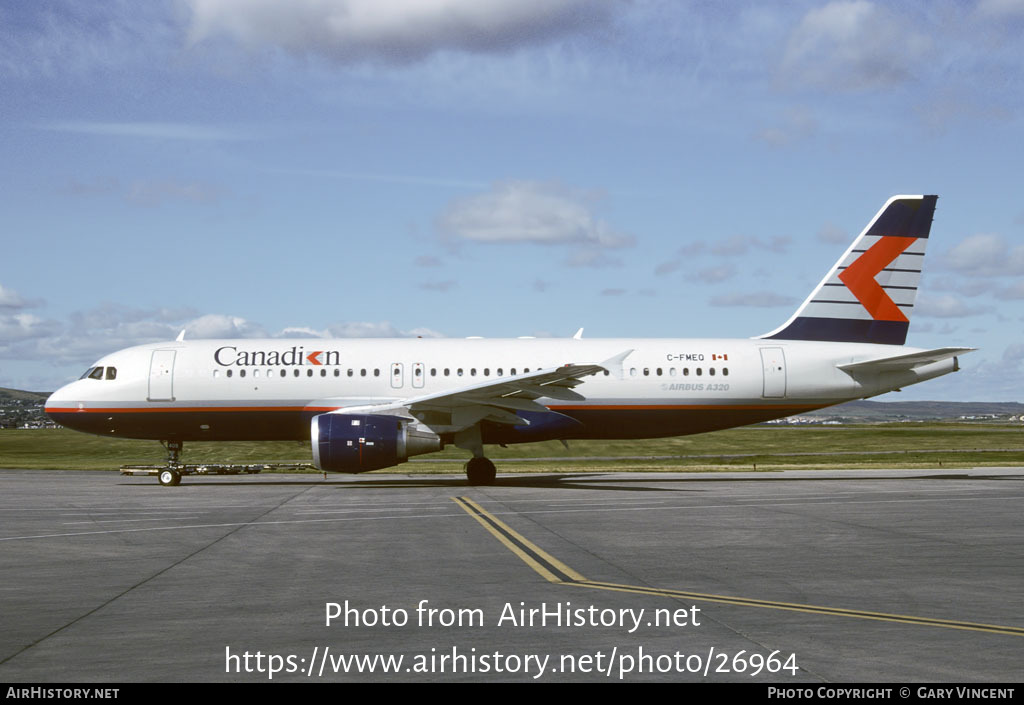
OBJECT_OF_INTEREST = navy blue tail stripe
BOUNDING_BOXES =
[765,318,909,345]
[865,195,937,238]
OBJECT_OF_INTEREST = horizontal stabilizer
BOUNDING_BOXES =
[837,347,975,374]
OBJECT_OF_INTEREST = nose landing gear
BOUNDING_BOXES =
[157,440,183,486]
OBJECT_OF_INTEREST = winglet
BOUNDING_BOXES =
[573,327,584,340]
[600,349,633,379]
[175,329,186,342]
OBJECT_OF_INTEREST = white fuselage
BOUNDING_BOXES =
[45,336,957,443]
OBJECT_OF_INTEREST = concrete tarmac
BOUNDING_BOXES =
[0,468,1021,683]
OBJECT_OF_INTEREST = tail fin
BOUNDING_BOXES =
[759,194,937,345]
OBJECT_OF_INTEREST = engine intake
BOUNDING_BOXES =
[311,413,442,473]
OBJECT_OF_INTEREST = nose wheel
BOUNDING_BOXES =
[158,440,184,487]
[465,457,496,486]
[158,468,182,486]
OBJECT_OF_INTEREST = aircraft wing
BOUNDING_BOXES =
[837,347,975,373]
[322,350,632,433]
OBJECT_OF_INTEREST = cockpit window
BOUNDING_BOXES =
[88,367,104,380]
[105,367,117,380]
[80,367,96,380]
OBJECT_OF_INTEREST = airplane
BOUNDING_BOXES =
[46,194,973,486]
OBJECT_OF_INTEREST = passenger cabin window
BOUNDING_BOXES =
[226,369,233,378]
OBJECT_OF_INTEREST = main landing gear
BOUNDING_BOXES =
[158,440,183,486]
[455,425,497,486]
[465,457,497,486]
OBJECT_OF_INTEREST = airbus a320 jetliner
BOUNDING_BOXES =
[47,195,972,486]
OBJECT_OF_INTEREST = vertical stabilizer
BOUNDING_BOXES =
[759,195,937,345]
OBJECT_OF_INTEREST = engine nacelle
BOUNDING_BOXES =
[311,413,442,473]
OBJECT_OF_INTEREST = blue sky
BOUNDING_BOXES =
[1,0,1022,400]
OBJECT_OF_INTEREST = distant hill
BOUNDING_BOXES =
[0,388,50,403]
[802,400,1024,421]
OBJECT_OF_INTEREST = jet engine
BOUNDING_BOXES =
[311,413,442,473]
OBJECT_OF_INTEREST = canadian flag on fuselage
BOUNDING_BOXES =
[759,195,936,346]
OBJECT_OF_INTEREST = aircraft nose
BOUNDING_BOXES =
[45,382,86,427]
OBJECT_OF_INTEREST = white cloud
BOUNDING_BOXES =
[414,255,443,268]
[944,233,1024,277]
[419,280,457,292]
[326,321,443,338]
[654,260,681,276]
[928,276,993,298]
[0,284,40,310]
[65,177,228,207]
[439,180,632,248]
[0,4,179,80]
[564,249,623,268]
[40,121,250,142]
[690,264,736,284]
[0,313,61,344]
[816,222,849,245]
[277,326,330,338]
[0,299,446,373]
[709,292,796,308]
[780,1,931,91]
[994,280,1024,300]
[708,235,791,257]
[754,106,818,147]
[186,314,267,339]
[976,0,1024,19]
[184,0,616,64]
[914,294,993,319]
[126,180,227,206]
